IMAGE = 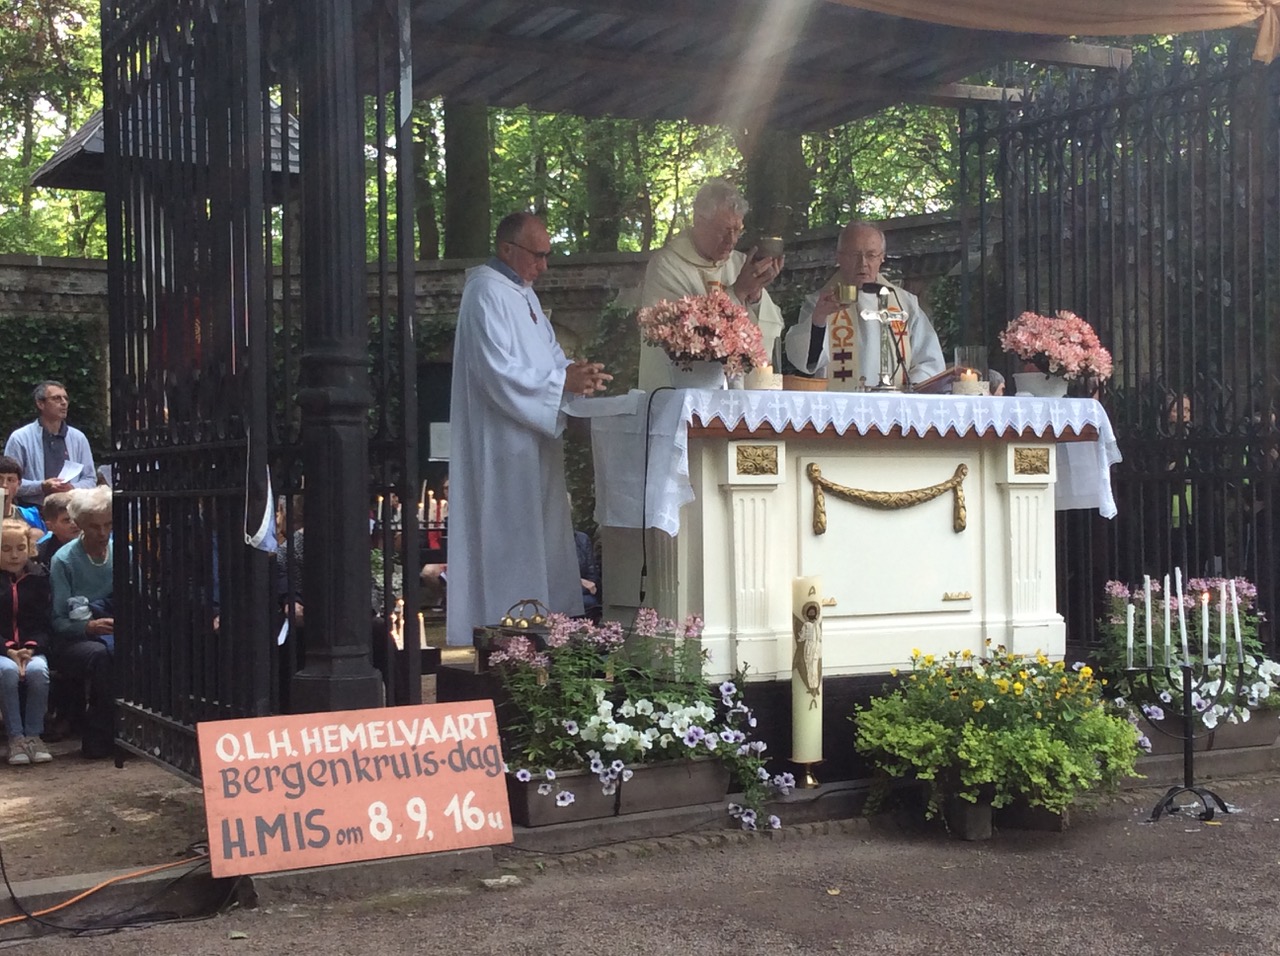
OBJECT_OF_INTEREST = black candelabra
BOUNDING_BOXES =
[1127,656,1246,822]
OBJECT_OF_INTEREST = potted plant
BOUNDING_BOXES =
[998,310,1112,397]
[1095,576,1280,751]
[853,646,1141,835]
[636,290,770,388]
[492,608,793,829]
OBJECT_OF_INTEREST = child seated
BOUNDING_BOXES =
[37,491,76,568]
[0,456,46,540]
[0,518,53,765]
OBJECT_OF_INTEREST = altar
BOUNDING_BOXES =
[591,389,1121,683]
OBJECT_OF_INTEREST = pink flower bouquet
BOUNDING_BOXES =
[637,290,769,378]
[998,310,1113,382]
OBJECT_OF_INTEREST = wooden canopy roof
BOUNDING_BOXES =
[401,0,1123,131]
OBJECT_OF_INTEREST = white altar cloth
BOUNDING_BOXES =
[591,390,1122,536]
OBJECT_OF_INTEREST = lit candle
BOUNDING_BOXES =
[1200,591,1209,659]
[420,479,428,514]
[1125,603,1135,669]
[1218,582,1226,663]
[1163,573,1172,665]
[1176,568,1189,662]
[418,611,426,650]
[1143,575,1153,667]
[376,495,384,521]
[1230,579,1243,660]
[959,368,978,382]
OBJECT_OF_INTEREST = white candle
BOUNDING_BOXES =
[418,611,426,650]
[791,576,824,765]
[1163,573,1172,665]
[1125,603,1135,669]
[1176,569,1189,662]
[1230,579,1243,661]
[1200,591,1209,660]
[1143,575,1153,667]
[1218,582,1226,663]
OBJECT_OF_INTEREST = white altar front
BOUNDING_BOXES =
[590,389,1121,683]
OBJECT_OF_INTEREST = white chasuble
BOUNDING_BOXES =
[784,277,944,388]
[637,230,784,391]
[446,264,584,647]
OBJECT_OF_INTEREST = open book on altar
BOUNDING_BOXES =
[910,365,964,394]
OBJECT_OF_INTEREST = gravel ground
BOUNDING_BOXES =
[10,776,1280,956]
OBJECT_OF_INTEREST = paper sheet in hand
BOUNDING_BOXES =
[58,462,83,482]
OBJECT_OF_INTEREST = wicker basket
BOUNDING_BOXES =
[782,374,829,392]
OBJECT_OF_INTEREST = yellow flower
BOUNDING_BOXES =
[1012,681,1024,695]
[1036,653,1049,666]
[949,690,960,700]
[923,654,935,666]
[961,649,973,660]
[889,668,898,677]
[994,678,1010,694]
[1035,711,1042,719]
[1019,670,1029,680]
[911,648,921,659]
[972,699,985,712]
[1078,665,1093,679]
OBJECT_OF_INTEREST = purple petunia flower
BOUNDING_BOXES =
[555,790,576,807]
[683,727,706,746]
[1136,735,1152,754]
[768,815,781,830]
[611,759,625,773]
[545,768,557,780]
[537,782,554,796]
[1141,704,1165,722]
[719,681,737,698]
[563,720,579,735]
[515,768,533,782]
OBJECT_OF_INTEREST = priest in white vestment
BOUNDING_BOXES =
[638,178,785,390]
[784,222,944,389]
[446,213,611,647]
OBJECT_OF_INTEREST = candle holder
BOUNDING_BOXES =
[1127,655,1246,822]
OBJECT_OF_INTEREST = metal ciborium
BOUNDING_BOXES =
[857,285,901,391]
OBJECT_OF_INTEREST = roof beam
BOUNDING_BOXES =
[908,84,1024,109]
[1013,40,1132,71]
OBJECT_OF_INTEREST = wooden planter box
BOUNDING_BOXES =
[507,758,729,827]
[1141,709,1280,755]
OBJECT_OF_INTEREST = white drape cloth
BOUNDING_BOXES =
[590,390,1123,536]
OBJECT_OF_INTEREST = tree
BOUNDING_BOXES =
[0,0,104,257]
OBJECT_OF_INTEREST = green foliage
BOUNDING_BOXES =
[0,0,105,257]
[0,314,109,453]
[854,647,1140,817]
[804,105,959,222]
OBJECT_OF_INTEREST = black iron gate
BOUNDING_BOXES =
[958,37,1280,657]
[102,0,422,779]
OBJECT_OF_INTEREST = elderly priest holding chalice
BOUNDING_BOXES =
[784,221,944,389]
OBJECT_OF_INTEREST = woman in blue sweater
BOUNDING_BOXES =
[50,485,114,759]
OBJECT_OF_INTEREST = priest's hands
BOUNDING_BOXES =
[734,247,784,305]
[564,360,612,397]
[809,288,841,328]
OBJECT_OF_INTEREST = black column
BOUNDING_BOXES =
[291,0,383,712]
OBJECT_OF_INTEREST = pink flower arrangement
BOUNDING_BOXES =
[998,310,1113,382]
[637,290,769,378]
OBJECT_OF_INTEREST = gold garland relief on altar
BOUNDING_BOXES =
[806,462,968,535]
[735,444,779,476]
[1013,447,1051,476]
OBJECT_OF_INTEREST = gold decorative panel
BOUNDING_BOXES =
[1013,448,1051,475]
[736,444,779,476]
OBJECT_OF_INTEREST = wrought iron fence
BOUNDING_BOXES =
[102,0,422,779]
[958,37,1280,658]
